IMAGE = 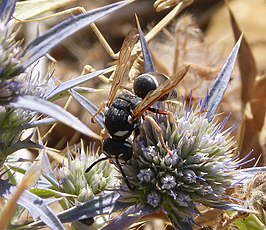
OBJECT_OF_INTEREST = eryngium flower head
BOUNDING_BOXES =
[0,18,21,79]
[57,143,120,204]
[0,71,55,153]
[0,80,20,105]
[122,100,240,229]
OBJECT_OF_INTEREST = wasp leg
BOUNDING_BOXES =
[147,108,174,124]
[17,5,119,60]
[100,128,108,142]
[144,115,172,155]
[90,23,118,59]
[167,110,174,124]
[91,101,107,123]
[115,158,135,191]
[154,0,193,12]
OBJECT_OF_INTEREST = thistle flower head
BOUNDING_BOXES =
[57,143,119,203]
[121,100,241,229]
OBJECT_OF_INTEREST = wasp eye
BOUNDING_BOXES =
[133,73,158,99]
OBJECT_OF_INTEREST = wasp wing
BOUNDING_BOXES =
[133,65,190,119]
[107,28,139,106]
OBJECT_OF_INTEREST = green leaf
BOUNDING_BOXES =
[0,138,42,163]
[10,95,101,140]
[234,214,265,230]
[30,188,76,198]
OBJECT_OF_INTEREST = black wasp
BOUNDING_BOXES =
[86,28,189,190]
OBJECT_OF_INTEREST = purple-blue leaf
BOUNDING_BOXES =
[136,16,155,72]
[20,1,132,71]
[46,68,110,101]
[209,203,251,213]
[1,139,42,157]
[0,0,16,22]
[57,192,123,223]
[10,95,101,140]
[201,35,243,121]
[0,174,64,230]
[70,89,105,128]
[29,192,130,226]
[102,204,154,230]
[22,117,57,129]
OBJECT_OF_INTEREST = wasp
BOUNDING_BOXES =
[86,27,189,190]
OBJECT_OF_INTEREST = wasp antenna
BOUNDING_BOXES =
[85,156,109,173]
[115,158,135,191]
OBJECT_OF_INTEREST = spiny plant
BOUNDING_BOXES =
[0,1,265,230]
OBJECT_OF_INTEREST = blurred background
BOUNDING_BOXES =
[17,0,265,184]
[10,0,265,229]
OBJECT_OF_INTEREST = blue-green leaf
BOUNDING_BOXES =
[57,192,122,223]
[240,167,266,174]
[3,182,64,230]
[20,1,132,70]
[10,95,101,140]
[201,35,243,121]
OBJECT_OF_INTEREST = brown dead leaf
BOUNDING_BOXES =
[228,3,265,165]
